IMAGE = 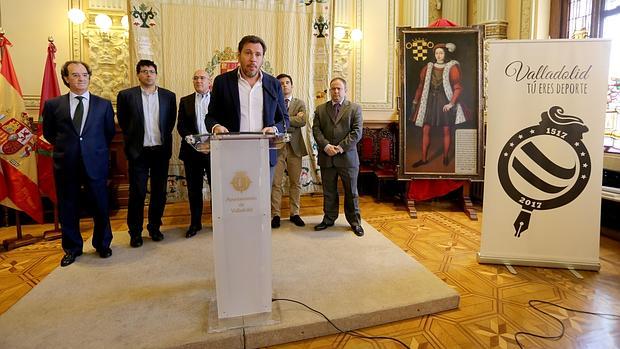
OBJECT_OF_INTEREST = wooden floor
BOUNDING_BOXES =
[1,195,619,349]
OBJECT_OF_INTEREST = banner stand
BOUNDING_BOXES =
[477,253,601,271]
[480,39,610,271]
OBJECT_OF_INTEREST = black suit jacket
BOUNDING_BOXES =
[42,93,115,180]
[177,92,208,162]
[116,86,177,161]
[204,68,289,166]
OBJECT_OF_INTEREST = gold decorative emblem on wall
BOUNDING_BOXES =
[230,171,252,192]
[206,47,273,78]
[85,30,130,101]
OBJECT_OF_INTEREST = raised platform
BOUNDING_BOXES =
[0,216,459,349]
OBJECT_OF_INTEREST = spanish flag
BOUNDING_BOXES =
[0,34,44,223]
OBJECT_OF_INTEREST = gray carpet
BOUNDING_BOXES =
[0,216,459,349]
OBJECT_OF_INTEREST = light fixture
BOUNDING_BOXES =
[351,29,363,41]
[67,8,86,24]
[95,14,113,32]
[334,26,346,40]
[121,15,129,29]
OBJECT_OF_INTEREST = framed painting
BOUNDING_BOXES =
[398,27,484,180]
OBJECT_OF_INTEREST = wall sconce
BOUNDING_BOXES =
[95,14,113,32]
[68,8,86,24]
[350,29,362,42]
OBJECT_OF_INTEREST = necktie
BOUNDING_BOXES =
[73,96,84,134]
[285,98,290,111]
[333,103,341,121]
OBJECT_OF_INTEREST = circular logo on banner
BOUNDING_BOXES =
[230,171,252,192]
[497,106,591,237]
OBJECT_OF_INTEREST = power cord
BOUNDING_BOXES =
[272,297,410,349]
[515,299,620,348]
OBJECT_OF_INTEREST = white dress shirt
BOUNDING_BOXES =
[195,91,210,135]
[69,91,90,135]
[141,87,162,146]
[237,70,264,132]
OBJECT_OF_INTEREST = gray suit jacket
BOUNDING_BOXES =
[312,99,363,168]
[287,97,308,157]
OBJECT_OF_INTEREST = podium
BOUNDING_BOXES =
[186,132,289,330]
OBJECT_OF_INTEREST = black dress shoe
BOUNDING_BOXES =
[290,215,305,227]
[186,226,201,238]
[130,235,143,248]
[443,156,450,166]
[352,225,365,237]
[314,221,334,231]
[97,247,112,258]
[149,230,164,242]
[60,251,82,267]
[271,216,281,228]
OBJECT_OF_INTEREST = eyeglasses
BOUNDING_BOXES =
[192,76,208,81]
[140,69,157,75]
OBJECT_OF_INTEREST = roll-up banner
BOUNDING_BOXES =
[480,40,611,271]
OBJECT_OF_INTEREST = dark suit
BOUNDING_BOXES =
[177,92,211,228]
[312,99,363,226]
[204,68,289,166]
[42,93,115,254]
[116,86,177,236]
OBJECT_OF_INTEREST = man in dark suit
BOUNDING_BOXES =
[204,35,289,181]
[42,60,115,266]
[178,69,212,238]
[271,73,307,228]
[312,77,364,236]
[117,60,177,248]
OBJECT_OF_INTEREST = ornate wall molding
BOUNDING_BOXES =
[354,0,395,110]
[23,95,40,110]
[84,28,130,101]
[332,25,352,80]
[484,21,508,39]
[520,0,533,39]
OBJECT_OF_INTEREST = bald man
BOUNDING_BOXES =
[177,69,212,238]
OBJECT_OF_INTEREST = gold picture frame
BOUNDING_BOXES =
[398,26,484,180]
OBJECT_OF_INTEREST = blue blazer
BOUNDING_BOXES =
[205,68,289,166]
[42,93,115,181]
[116,86,177,161]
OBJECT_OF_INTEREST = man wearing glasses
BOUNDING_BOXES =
[117,60,177,248]
[177,69,212,238]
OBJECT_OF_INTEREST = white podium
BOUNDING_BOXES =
[186,132,288,331]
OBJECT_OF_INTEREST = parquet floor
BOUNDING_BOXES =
[1,195,619,349]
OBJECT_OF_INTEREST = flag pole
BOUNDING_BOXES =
[43,202,62,241]
[38,35,62,241]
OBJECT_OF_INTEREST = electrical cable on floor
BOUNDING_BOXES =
[272,297,410,349]
[515,299,620,349]
[242,327,246,349]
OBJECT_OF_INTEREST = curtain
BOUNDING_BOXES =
[128,0,329,201]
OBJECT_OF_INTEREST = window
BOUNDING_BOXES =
[552,0,620,152]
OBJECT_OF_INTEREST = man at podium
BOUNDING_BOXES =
[205,35,289,183]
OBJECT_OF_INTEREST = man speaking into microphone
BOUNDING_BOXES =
[205,35,289,184]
